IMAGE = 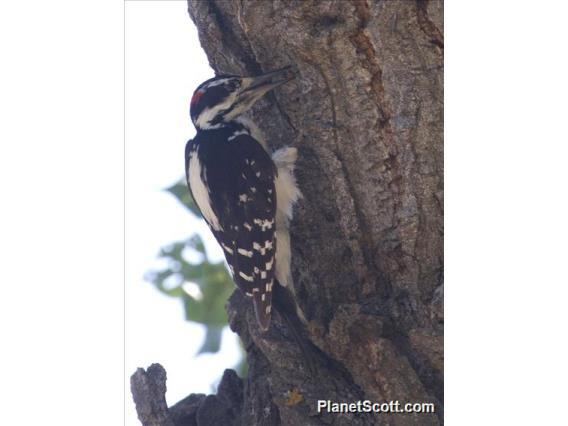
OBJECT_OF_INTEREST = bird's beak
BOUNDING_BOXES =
[241,66,296,96]
[223,66,296,121]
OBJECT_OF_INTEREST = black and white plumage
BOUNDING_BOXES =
[185,67,301,331]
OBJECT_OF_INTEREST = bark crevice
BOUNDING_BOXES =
[415,0,444,49]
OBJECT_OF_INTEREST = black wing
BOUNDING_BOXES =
[186,134,277,331]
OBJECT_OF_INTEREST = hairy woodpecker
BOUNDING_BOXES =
[185,67,303,332]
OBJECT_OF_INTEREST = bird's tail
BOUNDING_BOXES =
[273,280,317,373]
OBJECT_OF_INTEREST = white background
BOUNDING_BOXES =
[1,0,567,425]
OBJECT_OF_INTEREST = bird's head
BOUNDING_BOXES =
[190,66,295,130]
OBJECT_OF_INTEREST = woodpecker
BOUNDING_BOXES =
[185,67,302,332]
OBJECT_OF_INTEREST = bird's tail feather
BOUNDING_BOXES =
[252,288,272,332]
[273,280,317,373]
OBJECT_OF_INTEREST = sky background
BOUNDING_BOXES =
[125,2,240,425]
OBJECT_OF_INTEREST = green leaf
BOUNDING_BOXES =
[186,234,206,257]
[160,241,186,259]
[145,175,241,358]
[147,234,234,326]
[181,265,233,327]
[145,270,183,297]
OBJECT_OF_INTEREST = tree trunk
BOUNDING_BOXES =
[133,1,443,425]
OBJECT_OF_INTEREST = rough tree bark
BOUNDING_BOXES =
[132,1,443,425]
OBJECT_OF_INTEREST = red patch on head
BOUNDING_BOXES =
[191,89,204,106]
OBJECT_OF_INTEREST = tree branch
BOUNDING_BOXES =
[131,364,245,426]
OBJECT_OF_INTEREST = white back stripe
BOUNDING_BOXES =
[188,150,222,231]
